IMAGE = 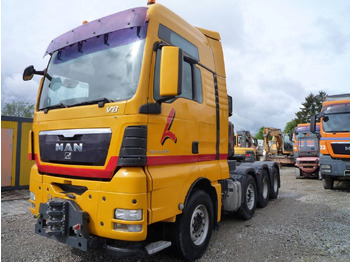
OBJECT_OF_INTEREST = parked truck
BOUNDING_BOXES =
[23,2,280,260]
[293,123,321,179]
[311,94,350,189]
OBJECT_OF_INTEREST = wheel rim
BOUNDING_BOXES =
[262,176,268,199]
[246,184,255,210]
[190,204,209,246]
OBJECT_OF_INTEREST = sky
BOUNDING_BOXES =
[2,0,350,134]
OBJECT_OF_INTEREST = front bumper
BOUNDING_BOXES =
[35,198,171,257]
[295,157,319,175]
[320,154,350,177]
[36,198,100,251]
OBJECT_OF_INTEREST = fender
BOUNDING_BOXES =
[183,177,218,225]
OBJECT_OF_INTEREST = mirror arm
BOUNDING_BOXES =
[35,70,52,81]
[156,96,175,104]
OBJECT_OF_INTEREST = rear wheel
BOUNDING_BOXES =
[173,190,213,261]
[257,170,270,208]
[237,175,257,220]
[323,176,334,189]
[270,167,279,199]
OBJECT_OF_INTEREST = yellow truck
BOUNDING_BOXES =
[23,2,280,260]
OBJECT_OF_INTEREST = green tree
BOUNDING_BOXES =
[2,101,34,118]
[283,91,326,133]
[254,127,265,140]
[283,119,300,133]
[295,91,326,123]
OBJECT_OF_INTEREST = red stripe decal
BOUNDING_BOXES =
[28,153,34,161]
[147,154,228,165]
[35,154,118,179]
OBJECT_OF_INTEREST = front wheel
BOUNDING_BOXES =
[295,168,301,179]
[173,190,213,261]
[323,176,334,189]
[237,175,257,220]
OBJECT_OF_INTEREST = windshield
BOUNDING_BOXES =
[282,134,293,152]
[323,113,350,132]
[39,26,147,110]
[295,125,319,140]
[295,131,318,140]
[298,137,319,156]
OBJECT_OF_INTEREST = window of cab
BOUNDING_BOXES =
[153,24,202,103]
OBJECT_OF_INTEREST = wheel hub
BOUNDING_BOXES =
[190,205,209,245]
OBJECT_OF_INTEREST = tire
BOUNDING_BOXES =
[270,167,279,199]
[323,176,334,189]
[173,190,213,261]
[295,168,301,179]
[257,170,270,208]
[237,175,257,220]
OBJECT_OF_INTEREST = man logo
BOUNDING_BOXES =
[56,143,83,152]
[345,146,350,151]
[65,152,72,160]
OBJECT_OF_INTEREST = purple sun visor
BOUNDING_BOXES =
[44,7,148,56]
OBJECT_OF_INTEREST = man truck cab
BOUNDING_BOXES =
[23,2,280,260]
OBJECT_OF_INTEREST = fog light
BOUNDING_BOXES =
[115,209,142,221]
[30,191,35,201]
[114,223,142,232]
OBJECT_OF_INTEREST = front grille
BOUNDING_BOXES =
[39,129,112,166]
[331,143,350,155]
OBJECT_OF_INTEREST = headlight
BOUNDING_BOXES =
[30,191,35,201]
[115,209,142,221]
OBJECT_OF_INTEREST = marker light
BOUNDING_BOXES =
[147,0,156,5]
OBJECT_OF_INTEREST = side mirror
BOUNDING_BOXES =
[228,95,233,117]
[310,115,317,133]
[159,46,182,97]
[23,65,47,81]
[289,132,293,141]
[23,65,36,81]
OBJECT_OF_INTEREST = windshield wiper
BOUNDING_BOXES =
[42,103,68,114]
[70,97,114,108]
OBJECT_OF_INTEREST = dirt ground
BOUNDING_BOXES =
[2,167,350,261]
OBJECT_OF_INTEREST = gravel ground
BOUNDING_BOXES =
[2,167,350,262]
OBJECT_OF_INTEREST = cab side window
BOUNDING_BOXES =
[153,24,202,103]
[154,49,202,103]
